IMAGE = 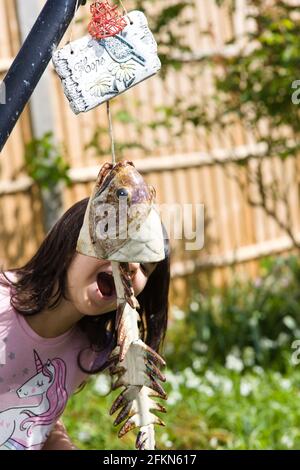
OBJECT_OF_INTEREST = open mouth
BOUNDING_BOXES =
[96,272,116,297]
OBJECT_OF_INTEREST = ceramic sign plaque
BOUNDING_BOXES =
[52,10,161,114]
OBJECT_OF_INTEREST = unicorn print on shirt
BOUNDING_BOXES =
[0,349,68,450]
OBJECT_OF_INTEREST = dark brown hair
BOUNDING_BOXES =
[0,198,170,374]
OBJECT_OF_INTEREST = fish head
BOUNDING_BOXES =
[92,160,155,209]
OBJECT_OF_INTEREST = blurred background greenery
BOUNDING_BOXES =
[63,255,300,450]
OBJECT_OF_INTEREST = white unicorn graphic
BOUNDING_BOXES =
[0,350,68,450]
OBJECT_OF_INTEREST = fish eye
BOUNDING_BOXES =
[116,187,129,198]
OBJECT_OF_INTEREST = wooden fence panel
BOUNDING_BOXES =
[0,0,44,270]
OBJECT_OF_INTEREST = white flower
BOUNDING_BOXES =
[205,370,221,387]
[240,380,253,396]
[253,365,264,375]
[204,371,233,394]
[270,401,281,411]
[93,373,111,395]
[221,377,233,394]
[198,384,214,396]
[280,378,291,390]
[209,437,218,448]
[183,367,202,389]
[172,306,185,320]
[77,430,91,443]
[168,390,182,406]
[76,423,93,443]
[190,301,199,312]
[283,316,296,330]
[225,354,244,372]
[87,75,112,97]
[192,358,204,371]
[277,332,289,345]
[186,376,201,389]
[108,60,136,82]
[160,432,173,448]
[260,337,276,350]
[192,341,208,353]
[165,370,184,389]
[281,435,294,448]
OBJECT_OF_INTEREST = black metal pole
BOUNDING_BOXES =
[0,0,86,153]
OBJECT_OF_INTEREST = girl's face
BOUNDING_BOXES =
[66,253,157,316]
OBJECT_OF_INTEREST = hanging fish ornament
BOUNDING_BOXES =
[64,1,168,451]
[76,161,168,449]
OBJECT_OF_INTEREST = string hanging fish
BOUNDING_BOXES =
[76,160,167,449]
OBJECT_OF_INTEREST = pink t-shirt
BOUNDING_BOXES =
[0,280,95,450]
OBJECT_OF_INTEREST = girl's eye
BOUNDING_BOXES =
[37,381,44,387]
[140,263,157,276]
[140,264,148,275]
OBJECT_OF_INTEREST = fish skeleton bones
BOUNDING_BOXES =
[76,161,167,449]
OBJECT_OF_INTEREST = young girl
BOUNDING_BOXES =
[0,197,170,450]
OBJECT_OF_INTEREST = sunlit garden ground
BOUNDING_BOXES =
[63,256,300,450]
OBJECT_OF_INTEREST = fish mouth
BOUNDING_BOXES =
[96,272,116,297]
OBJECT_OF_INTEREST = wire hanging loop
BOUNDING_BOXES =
[88,1,127,39]
[119,0,128,16]
[107,101,116,166]
[68,0,81,49]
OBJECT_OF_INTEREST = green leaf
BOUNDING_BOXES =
[24,132,70,189]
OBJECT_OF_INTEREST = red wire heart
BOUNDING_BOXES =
[88,1,127,39]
